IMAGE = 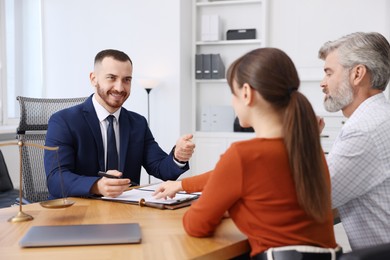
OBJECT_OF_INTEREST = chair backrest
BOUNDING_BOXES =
[340,243,390,260]
[17,96,88,202]
[0,148,20,208]
[0,148,14,192]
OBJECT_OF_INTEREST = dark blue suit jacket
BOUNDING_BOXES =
[44,95,189,199]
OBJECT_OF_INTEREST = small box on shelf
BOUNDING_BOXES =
[227,29,256,40]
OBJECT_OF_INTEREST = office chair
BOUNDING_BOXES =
[0,149,20,208]
[340,242,390,260]
[17,96,88,203]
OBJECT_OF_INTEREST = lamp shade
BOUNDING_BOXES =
[139,79,159,90]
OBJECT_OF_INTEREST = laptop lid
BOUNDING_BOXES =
[19,223,141,248]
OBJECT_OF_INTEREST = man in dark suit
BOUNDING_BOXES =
[44,49,195,199]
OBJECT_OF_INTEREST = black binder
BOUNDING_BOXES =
[211,54,225,79]
[195,54,203,79]
[202,54,212,79]
[234,117,254,132]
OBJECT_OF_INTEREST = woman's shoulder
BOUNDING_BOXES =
[227,138,286,157]
[230,137,284,148]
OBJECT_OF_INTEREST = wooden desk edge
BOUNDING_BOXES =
[0,197,250,259]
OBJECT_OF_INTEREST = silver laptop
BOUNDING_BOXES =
[19,223,141,248]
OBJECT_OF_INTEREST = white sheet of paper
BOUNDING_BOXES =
[102,188,198,205]
[139,183,202,196]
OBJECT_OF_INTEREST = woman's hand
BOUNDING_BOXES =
[153,181,183,200]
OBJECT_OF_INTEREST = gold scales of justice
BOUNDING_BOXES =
[0,140,75,223]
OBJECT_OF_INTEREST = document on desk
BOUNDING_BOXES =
[101,183,199,209]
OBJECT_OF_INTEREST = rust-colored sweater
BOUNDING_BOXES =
[182,138,337,256]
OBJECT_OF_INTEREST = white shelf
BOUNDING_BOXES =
[192,131,255,174]
[192,0,267,131]
[196,79,227,84]
[191,0,268,174]
[196,39,262,45]
[196,0,262,7]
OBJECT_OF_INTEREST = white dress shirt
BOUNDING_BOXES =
[328,93,390,249]
[92,94,185,171]
[92,95,121,169]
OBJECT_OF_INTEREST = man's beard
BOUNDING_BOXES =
[96,82,128,109]
[324,77,353,113]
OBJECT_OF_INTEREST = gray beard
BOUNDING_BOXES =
[324,81,353,112]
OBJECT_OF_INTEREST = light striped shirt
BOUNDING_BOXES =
[328,93,390,250]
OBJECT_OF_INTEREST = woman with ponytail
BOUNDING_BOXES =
[154,48,341,259]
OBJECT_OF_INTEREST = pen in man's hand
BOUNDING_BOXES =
[98,171,139,186]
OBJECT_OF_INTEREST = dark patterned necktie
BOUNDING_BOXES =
[106,115,118,171]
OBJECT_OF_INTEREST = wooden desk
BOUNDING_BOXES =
[0,198,249,259]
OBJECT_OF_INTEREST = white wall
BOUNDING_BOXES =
[269,0,390,115]
[40,0,192,184]
[4,0,390,186]
[4,0,192,186]
[41,0,190,152]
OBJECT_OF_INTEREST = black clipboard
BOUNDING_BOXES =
[99,184,199,210]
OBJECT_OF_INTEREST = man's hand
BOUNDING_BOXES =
[317,116,325,134]
[174,134,195,162]
[90,170,130,198]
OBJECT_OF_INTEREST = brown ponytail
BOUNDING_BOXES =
[284,91,330,222]
[227,48,330,222]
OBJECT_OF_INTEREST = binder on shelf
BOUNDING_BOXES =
[196,53,225,80]
[195,54,203,79]
[202,54,212,79]
[201,14,220,41]
[211,54,225,79]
